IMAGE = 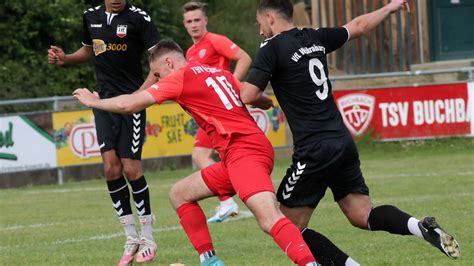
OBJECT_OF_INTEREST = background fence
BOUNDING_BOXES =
[308,0,422,74]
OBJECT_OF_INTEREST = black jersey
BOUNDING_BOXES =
[247,27,350,146]
[82,4,160,98]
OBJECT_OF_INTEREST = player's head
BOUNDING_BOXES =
[104,0,127,13]
[257,0,293,39]
[149,40,186,79]
[182,1,208,42]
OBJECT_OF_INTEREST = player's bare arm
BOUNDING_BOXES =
[48,45,94,66]
[73,88,155,114]
[232,49,252,81]
[344,0,409,40]
[240,82,274,110]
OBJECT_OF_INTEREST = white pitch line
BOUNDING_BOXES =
[0,211,254,251]
[1,222,59,231]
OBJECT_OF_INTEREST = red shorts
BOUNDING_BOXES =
[194,128,213,149]
[201,133,275,203]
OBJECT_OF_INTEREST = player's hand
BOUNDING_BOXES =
[48,45,66,65]
[73,88,99,107]
[260,97,274,110]
[387,0,410,13]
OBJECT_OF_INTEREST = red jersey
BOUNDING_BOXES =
[186,32,240,71]
[146,62,261,154]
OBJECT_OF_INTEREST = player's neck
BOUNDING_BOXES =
[192,31,208,44]
[274,21,295,35]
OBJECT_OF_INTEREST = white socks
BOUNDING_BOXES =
[407,217,424,238]
[120,214,138,238]
[346,257,360,266]
[220,197,236,206]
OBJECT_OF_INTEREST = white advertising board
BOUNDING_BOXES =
[0,116,57,173]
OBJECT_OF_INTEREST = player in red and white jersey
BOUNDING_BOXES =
[182,1,252,223]
[73,40,318,266]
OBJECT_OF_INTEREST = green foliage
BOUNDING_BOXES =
[0,0,262,103]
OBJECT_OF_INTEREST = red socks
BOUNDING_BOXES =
[177,203,214,254]
[270,218,317,266]
[177,204,316,265]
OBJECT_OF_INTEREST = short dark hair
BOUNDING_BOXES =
[182,1,207,16]
[258,0,293,21]
[149,39,184,62]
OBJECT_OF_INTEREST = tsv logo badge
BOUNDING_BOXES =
[337,93,375,136]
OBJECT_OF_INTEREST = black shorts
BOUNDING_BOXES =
[277,134,369,208]
[93,108,146,160]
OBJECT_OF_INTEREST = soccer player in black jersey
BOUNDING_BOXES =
[241,0,460,264]
[48,0,159,264]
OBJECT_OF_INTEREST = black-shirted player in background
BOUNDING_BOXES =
[241,0,460,264]
[48,0,159,264]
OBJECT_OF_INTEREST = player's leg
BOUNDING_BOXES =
[169,165,227,266]
[228,134,317,265]
[94,108,140,266]
[338,193,460,259]
[242,193,316,265]
[193,128,239,223]
[192,147,215,169]
[335,134,460,259]
[118,110,156,263]
[277,157,358,266]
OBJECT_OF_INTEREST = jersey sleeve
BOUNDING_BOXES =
[246,41,277,91]
[208,33,240,60]
[81,13,92,46]
[145,69,184,104]
[314,27,349,54]
[137,11,160,51]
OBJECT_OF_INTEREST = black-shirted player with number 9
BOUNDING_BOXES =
[241,0,460,264]
[48,0,160,265]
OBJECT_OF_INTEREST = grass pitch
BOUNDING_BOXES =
[1,138,473,265]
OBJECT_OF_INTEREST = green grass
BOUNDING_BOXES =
[1,138,473,265]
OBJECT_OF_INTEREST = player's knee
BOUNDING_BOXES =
[255,211,285,234]
[346,209,369,229]
[122,166,140,180]
[103,161,122,179]
[291,219,309,231]
[191,152,201,164]
[255,217,274,234]
[169,183,184,209]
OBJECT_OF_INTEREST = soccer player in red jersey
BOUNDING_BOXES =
[73,39,318,266]
[182,1,252,223]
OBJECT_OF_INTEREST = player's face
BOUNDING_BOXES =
[256,11,273,39]
[104,0,126,13]
[150,57,173,80]
[183,9,208,41]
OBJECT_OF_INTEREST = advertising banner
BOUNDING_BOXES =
[53,99,286,167]
[53,110,102,166]
[0,115,56,173]
[333,82,473,140]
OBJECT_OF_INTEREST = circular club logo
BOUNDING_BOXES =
[70,123,101,159]
[337,93,375,136]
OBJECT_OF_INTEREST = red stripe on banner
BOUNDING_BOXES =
[333,83,471,140]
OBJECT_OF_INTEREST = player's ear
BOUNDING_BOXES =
[165,57,173,68]
[267,12,274,26]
